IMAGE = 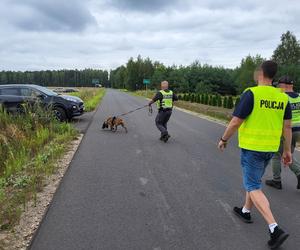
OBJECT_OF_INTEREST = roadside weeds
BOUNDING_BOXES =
[0,134,83,250]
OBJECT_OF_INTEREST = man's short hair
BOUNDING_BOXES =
[260,60,278,79]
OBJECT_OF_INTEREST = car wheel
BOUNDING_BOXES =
[53,107,67,122]
[16,104,25,115]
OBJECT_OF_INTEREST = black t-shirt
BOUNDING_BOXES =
[233,89,292,120]
[152,90,178,106]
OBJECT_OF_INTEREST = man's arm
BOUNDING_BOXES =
[218,117,244,151]
[282,119,292,165]
[173,93,178,101]
[148,92,162,106]
[218,90,253,151]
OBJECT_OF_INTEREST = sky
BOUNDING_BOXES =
[0,0,299,71]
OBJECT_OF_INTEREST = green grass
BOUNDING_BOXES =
[69,88,106,112]
[0,106,78,230]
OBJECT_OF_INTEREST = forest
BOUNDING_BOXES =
[110,31,300,94]
[0,31,299,95]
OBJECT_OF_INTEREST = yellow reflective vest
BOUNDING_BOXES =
[157,90,173,109]
[238,86,288,152]
[289,94,300,128]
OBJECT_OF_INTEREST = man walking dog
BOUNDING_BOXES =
[218,61,292,249]
[148,81,178,142]
[266,76,300,189]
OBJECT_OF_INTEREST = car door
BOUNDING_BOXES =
[20,87,47,109]
[0,87,22,112]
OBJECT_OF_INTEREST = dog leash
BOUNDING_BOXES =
[117,105,153,117]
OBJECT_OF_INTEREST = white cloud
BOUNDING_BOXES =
[0,0,299,71]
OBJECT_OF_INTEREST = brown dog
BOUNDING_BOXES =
[102,116,127,133]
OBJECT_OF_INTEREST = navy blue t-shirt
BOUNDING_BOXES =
[233,90,292,120]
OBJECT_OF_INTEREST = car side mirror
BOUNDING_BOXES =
[37,94,46,99]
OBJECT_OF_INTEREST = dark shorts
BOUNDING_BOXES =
[241,149,274,192]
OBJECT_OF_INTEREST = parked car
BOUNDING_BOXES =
[0,84,84,121]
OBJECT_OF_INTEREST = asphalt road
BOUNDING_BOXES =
[30,89,300,250]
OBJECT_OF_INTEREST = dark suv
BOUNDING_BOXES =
[0,84,84,121]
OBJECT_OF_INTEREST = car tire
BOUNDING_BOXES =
[16,103,25,115]
[53,106,67,122]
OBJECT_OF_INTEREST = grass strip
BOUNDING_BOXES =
[0,106,78,230]
[69,88,106,112]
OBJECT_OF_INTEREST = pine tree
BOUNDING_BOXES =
[217,95,222,107]
[201,94,205,104]
[212,95,217,106]
[208,95,213,106]
[227,96,234,109]
[223,96,228,108]
[190,94,195,103]
[204,94,209,105]
[195,94,200,103]
[183,94,187,101]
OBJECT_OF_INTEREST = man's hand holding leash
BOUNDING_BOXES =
[218,138,228,151]
[218,117,244,152]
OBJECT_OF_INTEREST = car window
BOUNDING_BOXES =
[20,88,41,97]
[20,88,33,97]
[0,88,20,96]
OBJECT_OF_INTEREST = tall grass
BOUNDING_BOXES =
[69,88,106,112]
[0,105,77,229]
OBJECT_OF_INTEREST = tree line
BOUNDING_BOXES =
[110,31,300,94]
[0,69,109,87]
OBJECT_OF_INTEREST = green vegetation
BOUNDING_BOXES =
[111,31,300,94]
[0,106,78,229]
[0,69,109,87]
[69,88,106,112]
[129,90,234,121]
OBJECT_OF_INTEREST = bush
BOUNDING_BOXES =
[178,94,182,100]
[212,95,217,106]
[196,94,201,103]
[183,94,188,101]
[200,94,205,104]
[208,95,213,106]
[190,94,195,103]
[227,96,234,109]
[204,94,209,105]
[223,96,228,108]
[187,93,191,102]
[217,95,222,107]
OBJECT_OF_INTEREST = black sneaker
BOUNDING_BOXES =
[268,226,289,249]
[265,180,282,190]
[161,134,170,143]
[297,175,300,189]
[233,207,253,223]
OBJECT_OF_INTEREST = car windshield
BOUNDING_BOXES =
[34,85,58,96]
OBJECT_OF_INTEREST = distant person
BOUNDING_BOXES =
[148,81,178,142]
[218,61,292,249]
[266,76,300,189]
